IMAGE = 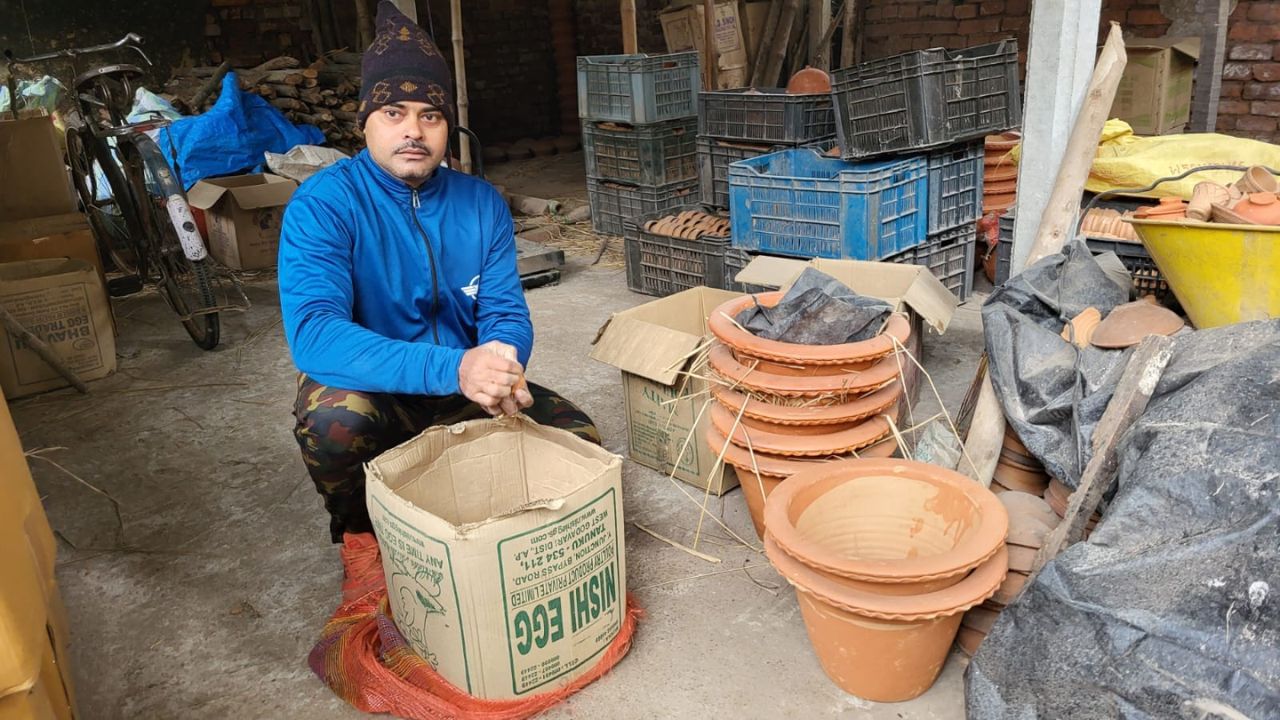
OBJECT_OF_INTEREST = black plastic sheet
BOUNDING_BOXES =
[966,320,1280,720]
[736,267,893,345]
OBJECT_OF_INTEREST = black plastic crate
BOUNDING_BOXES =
[583,118,698,185]
[722,249,776,294]
[577,52,700,124]
[925,141,984,234]
[623,206,731,297]
[832,40,1021,159]
[588,177,699,236]
[889,225,976,301]
[995,211,1176,304]
[698,89,837,144]
[697,136,777,209]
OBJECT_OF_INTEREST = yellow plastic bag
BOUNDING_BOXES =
[1012,119,1280,199]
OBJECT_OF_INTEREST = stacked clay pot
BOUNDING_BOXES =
[984,132,1020,214]
[955,490,1060,656]
[763,458,1009,702]
[991,425,1050,496]
[704,292,911,539]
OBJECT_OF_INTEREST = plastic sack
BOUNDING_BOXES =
[156,71,323,188]
[1013,119,1280,199]
[264,144,349,184]
[0,75,67,113]
[127,87,183,125]
[966,319,1280,719]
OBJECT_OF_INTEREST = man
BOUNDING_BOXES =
[279,1,599,543]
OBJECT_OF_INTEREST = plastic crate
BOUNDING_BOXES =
[582,118,698,185]
[587,177,699,236]
[728,147,928,260]
[722,249,776,294]
[698,89,837,144]
[832,40,1021,159]
[697,136,776,209]
[622,206,731,297]
[889,225,976,301]
[925,141,984,234]
[577,53,700,124]
[995,211,1176,304]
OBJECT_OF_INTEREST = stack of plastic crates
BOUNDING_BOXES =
[579,52,701,236]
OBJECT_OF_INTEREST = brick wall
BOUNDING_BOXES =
[861,0,1280,143]
[571,0,668,57]
[207,0,315,66]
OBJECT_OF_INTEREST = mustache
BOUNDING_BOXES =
[394,141,431,155]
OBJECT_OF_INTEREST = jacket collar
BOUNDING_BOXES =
[356,149,446,204]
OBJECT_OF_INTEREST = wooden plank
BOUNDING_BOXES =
[808,0,832,71]
[1030,335,1174,574]
[749,0,785,87]
[840,0,857,68]
[961,369,1005,487]
[621,0,638,54]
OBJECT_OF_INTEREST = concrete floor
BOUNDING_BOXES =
[10,156,990,719]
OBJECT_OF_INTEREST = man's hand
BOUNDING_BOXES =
[458,341,533,416]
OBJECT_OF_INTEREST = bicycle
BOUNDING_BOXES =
[5,33,246,350]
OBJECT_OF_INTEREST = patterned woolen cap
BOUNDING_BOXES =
[357,1,456,129]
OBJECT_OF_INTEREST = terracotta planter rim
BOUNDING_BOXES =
[764,458,1009,582]
[709,400,895,457]
[709,293,912,366]
[765,535,1008,621]
[709,343,902,398]
[710,377,902,426]
[704,425,896,478]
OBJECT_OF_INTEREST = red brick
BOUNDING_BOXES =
[865,6,883,21]
[921,20,957,35]
[1221,80,1245,98]
[1230,22,1258,41]
[1230,43,1273,61]
[1257,24,1280,41]
[981,1,1006,15]
[1005,0,1028,14]
[1236,115,1278,132]
[1255,63,1280,82]
[1224,62,1254,80]
[900,5,920,19]
[955,4,979,19]
[1252,101,1280,117]
[1127,9,1168,25]
[1218,99,1251,115]
[936,1,957,17]
[1216,115,1237,131]
[1248,3,1280,22]
[1230,0,1248,22]
[1274,44,1280,61]
[918,4,938,18]
[881,5,901,19]
[1245,82,1280,99]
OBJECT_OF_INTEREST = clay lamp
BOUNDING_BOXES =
[786,66,832,94]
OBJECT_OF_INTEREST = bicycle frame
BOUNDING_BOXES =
[4,33,150,120]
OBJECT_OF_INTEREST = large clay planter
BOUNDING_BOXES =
[765,459,1009,591]
[710,379,901,426]
[709,343,902,398]
[709,401,895,457]
[708,293,912,366]
[766,534,1007,702]
[705,426,895,539]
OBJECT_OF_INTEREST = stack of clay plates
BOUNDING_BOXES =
[642,209,729,240]
[991,425,1050,496]
[956,490,1060,656]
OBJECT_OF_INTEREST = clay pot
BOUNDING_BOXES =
[961,604,1000,634]
[1229,192,1280,226]
[709,400,895,457]
[1044,477,1071,517]
[710,380,901,427]
[709,293,912,367]
[1235,165,1278,195]
[764,458,1009,589]
[991,569,1030,606]
[1187,181,1231,222]
[786,66,832,94]
[992,461,1050,494]
[708,343,902,398]
[1133,197,1188,220]
[766,534,1007,702]
[1002,425,1030,455]
[956,625,986,656]
[998,446,1043,471]
[983,192,1016,213]
[984,165,1018,183]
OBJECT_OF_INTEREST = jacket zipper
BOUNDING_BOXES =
[411,189,442,345]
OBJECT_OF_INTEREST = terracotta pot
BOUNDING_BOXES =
[1006,544,1037,573]
[984,132,1020,152]
[1002,425,1030,455]
[766,534,1007,702]
[709,400,895,457]
[710,379,902,426]
[956,625,986,656]
[1006,509,1053,550]
[984,179,1017,195]
[764,458,1009,588]
[992,461,1050,494]
[983,192,1016,213]
[984,165,1018,183]
[733,350,877,378]
[786,66,832,94]
[1044,477,1070,517]
[1187,181,1231,222]
[1090,297,1185,349]
[998,447,1043,471]
[706,426,896,539]
[708,293,912,367]
[708,343,902,398]
[991,569,1030,606]
[961,604,1000,634]
[1235,165,1278,194]
[1229,192,1280,226]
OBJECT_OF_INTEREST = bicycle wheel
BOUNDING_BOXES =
[115,135,221,350]
[65,126,148,278]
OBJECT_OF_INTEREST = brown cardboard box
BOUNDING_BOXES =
[590,286,741,495]
[0,118,76,223]
[0,214,105,285]
[660,1,749,89]
[186,173,297,270]
[0,394,78,719]
[1108,37,1200,136]
[366,416,626,700]
[0,259,116,400]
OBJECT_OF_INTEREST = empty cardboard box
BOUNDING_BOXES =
[1108,37,1199,136]
[0,117,76,223]
[186,173,297,270]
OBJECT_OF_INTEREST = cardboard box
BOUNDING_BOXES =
[590,286,741,495]
[0,214,105,286]
[0,394,77,719]
[186,173,297,270]
[660,1,749,89]
[366,416,627,700]
[0,259,116,400]
[1108,37,1199,136]
[0,118,76,223]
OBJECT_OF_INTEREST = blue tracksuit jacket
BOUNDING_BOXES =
[277,150,531,396]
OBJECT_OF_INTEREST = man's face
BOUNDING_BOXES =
[364,101,450,187]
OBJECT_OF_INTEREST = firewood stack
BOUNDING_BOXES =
[164,51,366,154]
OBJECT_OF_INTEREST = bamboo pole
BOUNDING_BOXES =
[450,0,472,174]
[621,0,638,54]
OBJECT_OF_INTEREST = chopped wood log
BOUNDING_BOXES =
[299,88,324,105]
[267,83,298,98]
[338,101,358,112]
[270,97,307,111]
[325,50,363,65]
[189,61,232,108]
[333,109,358,122]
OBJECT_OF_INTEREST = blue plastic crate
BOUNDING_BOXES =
[728,148,927,260]
[577,53,700,124]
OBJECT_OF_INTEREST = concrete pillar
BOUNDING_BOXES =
[1010,0,1103,273]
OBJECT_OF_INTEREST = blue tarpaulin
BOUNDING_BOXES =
[157,71,323,188]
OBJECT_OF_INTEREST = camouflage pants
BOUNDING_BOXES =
[293,374,601,542]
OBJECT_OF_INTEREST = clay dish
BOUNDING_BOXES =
[711,379,901,426]
[709,401,894,457]
[992,462,1051,493]
[1061,307,1102,347]
[709,292,912,366]
[1090,299,1185,349]
[708,343,903,398]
